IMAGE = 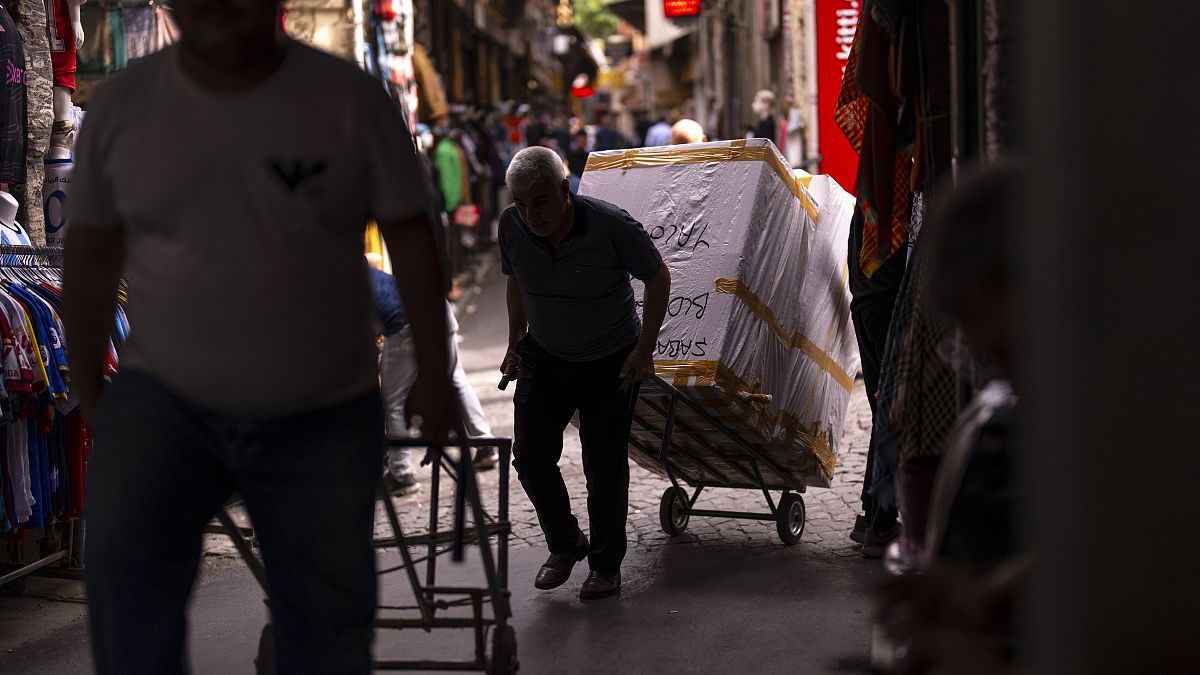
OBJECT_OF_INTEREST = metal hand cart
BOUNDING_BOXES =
[628,375,809,546]
[214,436,518,674]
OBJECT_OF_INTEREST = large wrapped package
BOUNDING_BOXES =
[579,139,859,488]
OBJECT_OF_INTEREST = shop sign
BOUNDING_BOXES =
[814,0,859,192]
[663,1,701,18]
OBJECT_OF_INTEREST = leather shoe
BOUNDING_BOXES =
[533,532,588,590]
[579,570,621,600]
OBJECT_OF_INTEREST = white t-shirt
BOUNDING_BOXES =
[69,40,432,417]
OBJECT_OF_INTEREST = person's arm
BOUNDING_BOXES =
[620,262,671,383]
[68,0,85,49]
[63,226,125,419]
[500,275,525,378]
[377,214,455,440]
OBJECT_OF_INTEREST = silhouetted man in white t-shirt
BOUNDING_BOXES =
[62,0,455,671]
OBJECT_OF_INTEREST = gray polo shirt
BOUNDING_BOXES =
[499,193,663,362]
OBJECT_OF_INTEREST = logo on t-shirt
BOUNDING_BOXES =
[5,59,24,85]
[268,159,327,196]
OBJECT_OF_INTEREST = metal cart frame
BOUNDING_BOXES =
[629,376,808,545]
[215,436,517,674]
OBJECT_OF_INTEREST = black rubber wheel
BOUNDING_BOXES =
[659,487,690,536]
[488,624,519,674]
[254,623,275,674]
[776,493,805,546]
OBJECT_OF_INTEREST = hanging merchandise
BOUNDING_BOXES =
[122,4,154,61]
[76,1,109,73]
[153,3,179,49]
[0,192,31,265]
[0,2,27,186]
[0,244,126,588]
[107,5,126,70]
[835,6,914,278]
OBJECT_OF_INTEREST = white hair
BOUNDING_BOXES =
[505,146,568,194]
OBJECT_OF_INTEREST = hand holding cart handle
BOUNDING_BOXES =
[498,350,520,390]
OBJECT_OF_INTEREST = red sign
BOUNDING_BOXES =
[814,0,860,193]
[663,0,701,18]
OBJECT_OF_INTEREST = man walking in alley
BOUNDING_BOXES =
[367,255,496,495]
[62,0,456,671]
[499,146,670,600]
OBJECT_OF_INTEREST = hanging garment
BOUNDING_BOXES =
[0,3,27,184]
[153,3,179,49]
[834,7,914,278]
[122,5,154,62]
[76,2,110,74]
[411,43,447,123]
[107,6,126,70]
[433,137,464,212]
[0,260,106,534]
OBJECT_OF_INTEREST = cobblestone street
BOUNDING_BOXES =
[203,259,872,567]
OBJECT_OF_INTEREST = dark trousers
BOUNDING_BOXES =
[85,371,383,674]
[848,210,907,519]
[512,338,638,576]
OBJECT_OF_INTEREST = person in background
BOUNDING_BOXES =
[643,112,673,147]
[63,0,456,669]
[566,128,589,179]
[592,111,627,152]
[366,253,497,496]
[876,161,1026,674]
[670,119,707,145]
[498,147,670,600]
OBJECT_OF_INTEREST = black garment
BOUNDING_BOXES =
[499,193,663,362]
[593,126,626,152]
[511,336,638,576]
[753,116,777,146]
[848,206,907,514]
[940,404,1016,568]
[567,147,588,178]
[0,2,27,184]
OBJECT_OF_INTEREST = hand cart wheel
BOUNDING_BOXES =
[659,487,690,536]
[254,623,275,674]
[488,624,519,674]
[775,493,806,546]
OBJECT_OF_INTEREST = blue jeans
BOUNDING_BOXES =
[84,370,384,674]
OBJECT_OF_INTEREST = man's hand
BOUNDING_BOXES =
[500,349,520,379]
[404,373,456,443]
[74,22,85,50]
[619,346,654,385]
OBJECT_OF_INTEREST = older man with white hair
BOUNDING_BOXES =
[498,146,670,599]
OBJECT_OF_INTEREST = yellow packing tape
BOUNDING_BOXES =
[713,278,854,392]
[584,140,820,221]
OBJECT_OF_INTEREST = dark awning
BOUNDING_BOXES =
[606,0,646,32]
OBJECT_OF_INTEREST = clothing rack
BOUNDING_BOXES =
[0,244,83,593]
[0,244,64,263]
